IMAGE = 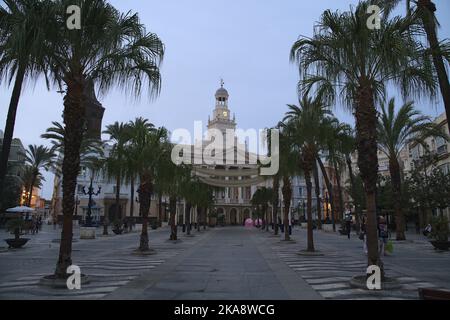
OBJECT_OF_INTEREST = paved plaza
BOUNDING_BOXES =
[0,225,449,300]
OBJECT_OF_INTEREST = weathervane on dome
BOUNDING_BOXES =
[220,78,224,88]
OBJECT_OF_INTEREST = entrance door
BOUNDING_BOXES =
[230,208,237,225]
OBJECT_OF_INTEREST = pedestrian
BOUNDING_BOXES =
[38,216,42,231]
[378,216,389,256]
[360,217,368,254]
[423,223,432,237]
[345,208,352,239]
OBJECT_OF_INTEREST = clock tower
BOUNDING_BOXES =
[207,80,236,135]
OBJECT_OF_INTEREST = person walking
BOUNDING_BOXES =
[344,208,352,239]
[378,216,389,256]
[361,217,368,255]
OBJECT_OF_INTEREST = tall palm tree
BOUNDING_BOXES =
[325,121,353,225]
[284,95,332,251]
[20,145,54,206]
[312,161,322,230]
[104,122,131,226]
[42,0,164,277]
[155,153,189,240]
[377,98,448,240]
[377,0,450,133]
[290,1,436,270]
[41,120,104,225]
[21,165,43,205]
[0,0,54,199]
[128,118,168,252]
[339,127,358,222]
[275,125,299,241]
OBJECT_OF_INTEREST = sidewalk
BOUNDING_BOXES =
[107,227,322,300]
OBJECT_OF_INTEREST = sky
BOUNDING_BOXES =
[1,0,450,199]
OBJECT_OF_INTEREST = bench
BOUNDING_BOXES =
[418,288,450,300]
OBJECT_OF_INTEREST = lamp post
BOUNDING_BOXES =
[82,178,101,227]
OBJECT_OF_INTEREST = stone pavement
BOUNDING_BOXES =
[106,227,321,300]
[1,224,449,300]
[263,225,450,300]
[0,225,206,299]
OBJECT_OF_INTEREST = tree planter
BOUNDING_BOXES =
[80,227,96,239]
[40,274,90,288]
[349,275,401,290]
[112,228,123,235]
[430,241,450,251]
[4,238,29,249]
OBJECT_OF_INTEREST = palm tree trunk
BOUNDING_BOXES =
[169,195,177,240]
[282,175,292,241]
[273,176,280,235]
[265,204,269,231]
[137,174,152,251]
[54,73,85,278]
[355,83,383,274]
[389,157,406,240]
[0,64,26,200]
[27,174,36,207]
[334,162,344,223]
[129,176,134,217]
[185,202,192,235]
[158,193,162,227]
[346,154,360,231]
[115,176,121,222]
[317,157,336,228]
[305,168,315,252]
[419,0,450,134]
[313,161,322,230]
[203,208,207,230]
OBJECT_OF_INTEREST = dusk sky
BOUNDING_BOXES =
[1,0,450,198]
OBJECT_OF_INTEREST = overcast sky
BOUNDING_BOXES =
[1,0,449,199]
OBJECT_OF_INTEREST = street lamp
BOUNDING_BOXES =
[82,180,101,227]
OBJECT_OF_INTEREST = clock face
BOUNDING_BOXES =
[222,111,228,117]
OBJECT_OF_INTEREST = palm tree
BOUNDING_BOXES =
[312,161,322,230]
[43,0,164,277]
[284,95,333,251]
[250,187,273,231]
[155,156,189,240]
[339,127,359,226]
[41,120,104,226]
[377,0,450,133]
[128,118,168,252]
[290,1,435,270]
[21,165,44,205]
[325,121,353,226]
[271,175,280,235]
[0,0,54,198]
[274,125,299,241]
[377,98,448,240]
[20,145,54,206]
[104,122,131,228]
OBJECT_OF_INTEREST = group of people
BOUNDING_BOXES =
[23,213,42,235]
[359,215,390,256]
